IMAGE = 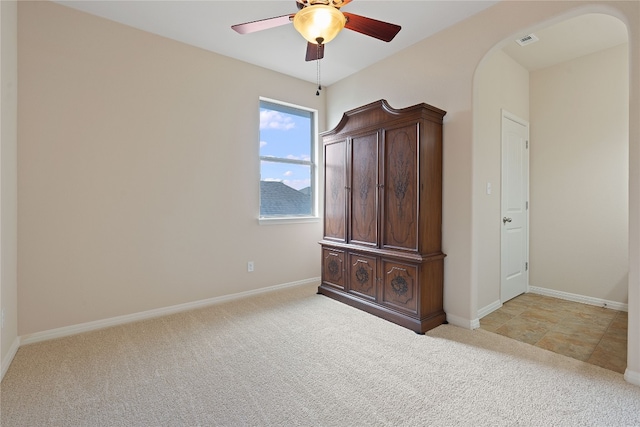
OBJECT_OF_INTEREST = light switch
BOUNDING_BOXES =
[486,182,492,195]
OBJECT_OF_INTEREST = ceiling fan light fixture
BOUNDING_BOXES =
[293,5,346,45]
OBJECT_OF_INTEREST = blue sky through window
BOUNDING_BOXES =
[260,102,312,191]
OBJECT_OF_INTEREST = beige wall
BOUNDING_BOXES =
[474,50,530,311]
[326,0,639,380]
[326,10,489,325]
[1,0,18,374]
[17,1,325,335]
[530,43,629,302]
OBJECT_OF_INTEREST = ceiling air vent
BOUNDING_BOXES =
[515,34,539,46]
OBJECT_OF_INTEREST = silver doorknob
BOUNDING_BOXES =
[503,217,512,224]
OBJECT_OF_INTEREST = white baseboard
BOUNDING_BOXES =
[470,318,481,329]
[528,286,628,312]
[446,312,478,330]
[1,336,21,381]
[625,368,640,387]
[20,277,320,346]
[477,299,502,319]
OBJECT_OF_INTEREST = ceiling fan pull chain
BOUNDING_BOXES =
[316,44,322,96]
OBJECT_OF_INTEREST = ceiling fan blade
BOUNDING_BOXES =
[343,12,401,42]
[305,42,325,61]
[231,14,295,35]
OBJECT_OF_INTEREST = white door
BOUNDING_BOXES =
[501,111,529,302]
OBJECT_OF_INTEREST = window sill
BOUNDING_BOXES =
[258,216,320,226]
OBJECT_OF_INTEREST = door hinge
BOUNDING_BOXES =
[526,140,529,149]
[525,262,528,271]
[526,201,528,210]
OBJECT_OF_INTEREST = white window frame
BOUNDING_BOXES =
[258,97,319,225]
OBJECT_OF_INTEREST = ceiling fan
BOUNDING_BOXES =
[231,0,402,62]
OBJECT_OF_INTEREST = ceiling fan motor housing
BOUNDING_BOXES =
[297,0,351,8]
[293,4,347,45]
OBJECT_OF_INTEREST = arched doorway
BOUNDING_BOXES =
[472,11,633,379]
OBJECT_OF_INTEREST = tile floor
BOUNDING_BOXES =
[479,293,628,373]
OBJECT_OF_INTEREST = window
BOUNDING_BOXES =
[259,98,317,220]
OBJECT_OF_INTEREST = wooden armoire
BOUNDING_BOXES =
[318,99,446,334]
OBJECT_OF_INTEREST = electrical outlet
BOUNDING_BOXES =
[247,261,254,272]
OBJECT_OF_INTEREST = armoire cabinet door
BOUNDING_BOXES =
[381,259,418,314]
[324,140,347,242]
[349,132,379,247]
[347,252,377,300]
[322,247,345,289]
[382,123,419,252]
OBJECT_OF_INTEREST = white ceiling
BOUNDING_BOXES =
[54,1,628,85]
[503,13,628,71]
[54,0,500,85]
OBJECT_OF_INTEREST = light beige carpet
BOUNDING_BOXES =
[1,283,639,426]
